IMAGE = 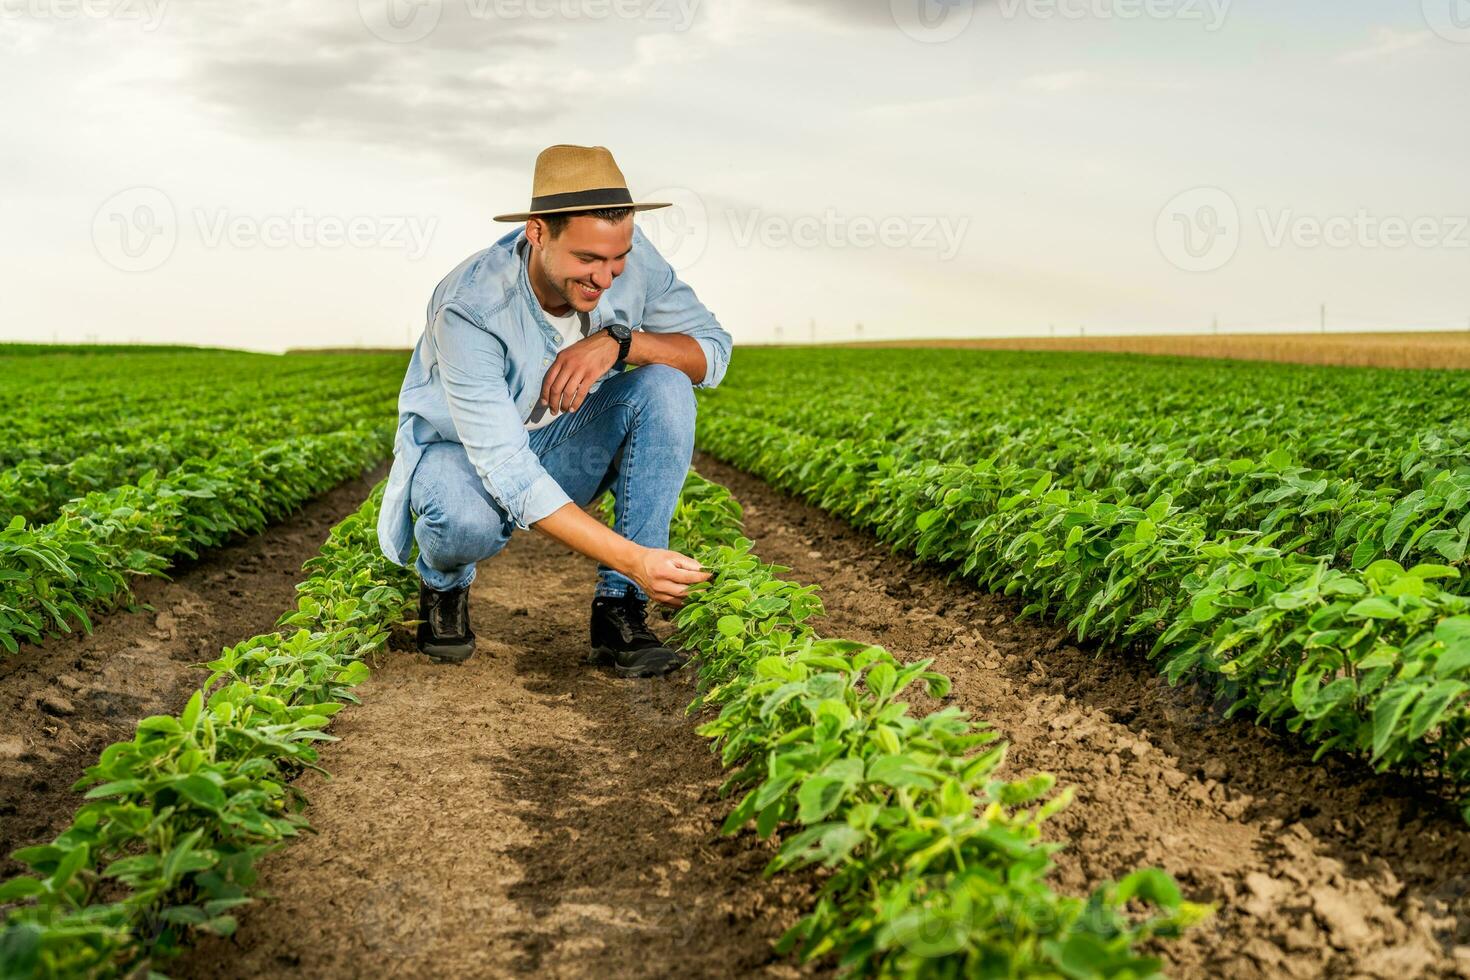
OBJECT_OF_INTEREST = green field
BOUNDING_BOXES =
[696,348,1470,809]
[3,345,1466,978]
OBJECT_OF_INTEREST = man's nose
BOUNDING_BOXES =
[592,268,613,289]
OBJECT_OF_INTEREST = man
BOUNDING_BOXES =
[377,144,732,677]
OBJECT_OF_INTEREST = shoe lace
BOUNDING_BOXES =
[431,588,468,637]
[612,594,659,645]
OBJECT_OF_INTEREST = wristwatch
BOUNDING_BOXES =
[604,322,632,361]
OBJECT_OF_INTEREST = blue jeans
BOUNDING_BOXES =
[409,364,696,598]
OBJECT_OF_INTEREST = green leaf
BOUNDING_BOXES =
[1371,683,1422,760]
[0,876,46,902]
[173,774,227,813]
[1116,867,1183,908]
[180,689,204,729]
[866,662,897,702]
[1347,597,1400,621]
[1406,680,1467,741]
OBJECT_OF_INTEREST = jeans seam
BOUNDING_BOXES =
[534,396,638,458]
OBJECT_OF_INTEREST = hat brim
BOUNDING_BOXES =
[492,201,671,223]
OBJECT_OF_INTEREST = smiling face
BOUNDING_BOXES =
[525,212,634,316]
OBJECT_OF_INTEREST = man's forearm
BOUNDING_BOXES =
[625,331,706,384]
[532,502,640,572]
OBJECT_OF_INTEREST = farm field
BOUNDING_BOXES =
[3,344,1469,979]
[845,331,1470,371]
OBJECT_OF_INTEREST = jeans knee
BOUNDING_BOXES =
[415,499,508,570]
[631,364,696,441]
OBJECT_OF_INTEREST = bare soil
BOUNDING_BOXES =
[694,453,1470,979]
[0,466,387,878]
[841,332,1470,370]
[178,514,812,980]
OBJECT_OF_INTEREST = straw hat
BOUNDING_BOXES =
[493,144,670,222]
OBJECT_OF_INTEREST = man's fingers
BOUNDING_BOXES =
[540,360,565,407]
[548,367,580,414]
[568,378,590,413]
[663,564,711,585]
[560,372,588,413]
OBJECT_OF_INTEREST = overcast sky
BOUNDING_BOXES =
[2,0,1467,350]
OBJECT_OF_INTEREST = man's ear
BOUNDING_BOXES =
[525,218,543,248]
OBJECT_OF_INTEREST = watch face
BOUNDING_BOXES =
[610,323,632,341]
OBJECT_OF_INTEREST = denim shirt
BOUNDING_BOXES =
[377,225,733,566]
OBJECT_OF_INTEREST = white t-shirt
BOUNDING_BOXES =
[524,308,592,431]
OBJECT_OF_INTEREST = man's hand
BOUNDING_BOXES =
[628,548,711,607]
[540,331,620,416]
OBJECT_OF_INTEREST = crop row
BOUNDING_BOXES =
[0,419,393,655]
[704,352,1470,580]
[0,353,403,470]
[664,471,1206,975]
[710,398,1470,595]
[0,351,329,450]
[693,412,1470,816]
[0,484,417,979]
[706,349,1470,491]
[0,384,398,526]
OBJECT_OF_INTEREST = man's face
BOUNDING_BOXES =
[528,214,634,314]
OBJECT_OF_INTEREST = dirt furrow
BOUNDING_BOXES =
[179,517,811,979]
[0,466,388,877]
[694,453,1470,980]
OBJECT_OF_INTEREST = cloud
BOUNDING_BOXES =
[1336,27,1432,64]
[163,4,569,167]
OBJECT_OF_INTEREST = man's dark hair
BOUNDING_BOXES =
[541,207,634,239]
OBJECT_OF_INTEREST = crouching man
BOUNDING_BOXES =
[377,144,732,677]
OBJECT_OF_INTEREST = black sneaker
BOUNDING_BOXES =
[417,582,476,664]
[589,593,686,678]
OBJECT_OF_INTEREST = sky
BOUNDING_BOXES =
[2,0,1468,350]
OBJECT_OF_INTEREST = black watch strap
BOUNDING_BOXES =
[607,326,632,361]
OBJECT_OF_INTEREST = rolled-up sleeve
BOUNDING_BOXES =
[636,250,732,390]
[432,304,571,528]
